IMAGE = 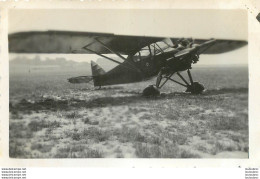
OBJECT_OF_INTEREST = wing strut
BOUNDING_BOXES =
[82,45,137,71]
[94,38,127,61]
[94,38,140,71]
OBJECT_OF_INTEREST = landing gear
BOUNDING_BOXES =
[154,68,205,94]
[183,69,204,94]
[186,82,204,94]
[142,85,160,97]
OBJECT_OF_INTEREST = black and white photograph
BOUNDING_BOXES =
[8,9,248,158]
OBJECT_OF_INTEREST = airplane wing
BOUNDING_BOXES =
[8,31,165,55]
[9,31,247,56]
[174,39,247,58]
[194,39,247,54]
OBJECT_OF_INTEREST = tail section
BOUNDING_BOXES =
[68,76,93,84]
[68,61,106,86]
[91,61,106,87]
[91,61,106,76]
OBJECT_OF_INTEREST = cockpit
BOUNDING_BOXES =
[132,38,174,63]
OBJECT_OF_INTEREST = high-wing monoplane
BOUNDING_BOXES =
[8,31,247,96]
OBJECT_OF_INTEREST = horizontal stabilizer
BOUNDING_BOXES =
[68,76,93,84]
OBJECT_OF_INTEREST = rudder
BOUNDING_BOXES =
[91,61,106,87]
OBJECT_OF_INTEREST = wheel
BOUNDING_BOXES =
[142,85,160,97]
[186,82,204,94]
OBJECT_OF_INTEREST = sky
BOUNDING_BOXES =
[9,9,248,65]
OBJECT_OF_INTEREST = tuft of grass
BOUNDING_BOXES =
[135,143,154,158]
[82,117,99,125]
[114,147,124,158]
[28,120,61,132]
[165,111,180,121]
[147,136,162,145]
[9,141,31,158]
[66,111,81,119]
[115,127,147,143]
[83,149,103,158]
[82,117,90,124]
[139,114,153,120]
[214,140,238,152]
[53,146,71,158]
[71,132,81,141]
[54,145,103,158]
[180,149,201,158]
[10,112,24,120]
[30,143,53,153]
[134,143,182,158]
[209,115,248,131]
[82,127,110,142]
[9,122,33,139]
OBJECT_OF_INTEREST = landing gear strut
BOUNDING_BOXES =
[155,68,204,94]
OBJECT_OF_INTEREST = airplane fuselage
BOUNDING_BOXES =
[92,46,197,87]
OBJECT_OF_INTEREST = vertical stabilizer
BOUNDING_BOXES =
[91,61,106,76]
[91,61,106,87]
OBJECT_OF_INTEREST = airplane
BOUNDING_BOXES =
[8,31,247,96]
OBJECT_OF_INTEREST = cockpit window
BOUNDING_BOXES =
[132,39,174,62]
[133,51,141,62]
[139,47,150,56]
[133,47,150,62]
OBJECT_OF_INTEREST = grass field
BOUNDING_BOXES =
[9,65,248,158]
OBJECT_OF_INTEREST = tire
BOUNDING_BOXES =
[142,85,160,97]
[190,82,204,94]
